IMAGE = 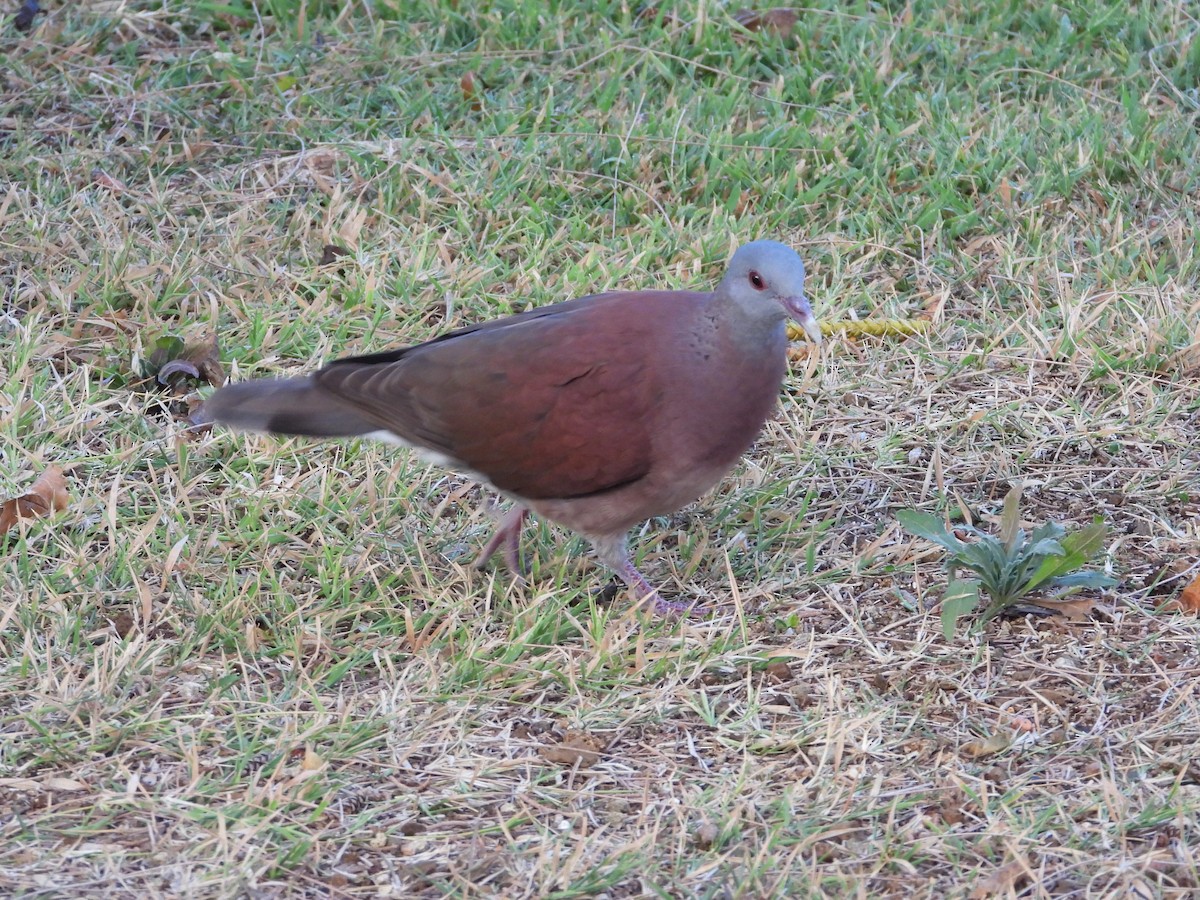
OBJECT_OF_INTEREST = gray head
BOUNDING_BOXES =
[718,240,821,344]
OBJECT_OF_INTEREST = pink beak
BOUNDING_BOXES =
[783,295,822,345]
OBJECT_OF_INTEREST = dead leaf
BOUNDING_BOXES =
[301,746,326,772]
[963,235,1000,259]
[1024,596,1096,621]
[319,243,350,266]
[936,794,965,825]
[969,859,1028,898]
[692,822,720,849]
[538,729,605,767]
[0,466,70,538]
[245,620,267,652]
[460,71,483,111]
[42,777,88,792]
[91,168,128,193]
[154,334,225,389]
[733,8,798,35]
[764,660,792,683]
[1176,574,1200,613]
[540,745,599,767]
[997,179,1013,209]
[959,732,1010,759]
[110,611,136,638]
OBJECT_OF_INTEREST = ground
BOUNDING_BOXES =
[2,1,1199,897]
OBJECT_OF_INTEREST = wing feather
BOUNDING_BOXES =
[313,292,701,500]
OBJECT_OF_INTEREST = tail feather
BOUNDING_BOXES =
[202,378,377,438]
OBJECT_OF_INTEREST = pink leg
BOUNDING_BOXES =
[473,506,528,577]
[590,533,696,617]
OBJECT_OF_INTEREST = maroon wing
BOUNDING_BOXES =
[313,292,703,500]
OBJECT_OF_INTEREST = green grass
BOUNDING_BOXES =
[2,0,1200,896]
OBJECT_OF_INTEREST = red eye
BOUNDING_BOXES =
[749,271,765,290]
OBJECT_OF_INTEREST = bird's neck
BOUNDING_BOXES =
[717,296,788,351]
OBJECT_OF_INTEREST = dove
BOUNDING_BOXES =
[205,240,819,613]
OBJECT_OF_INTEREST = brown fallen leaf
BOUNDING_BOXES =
[764,659,792,683]
[244,619,268,653]
[691,822,720,849]
[538,729,605,767]
[733,8,798,35]
[959,731,1010,759]
[155,333,225,389]
[110,611,136,639]
[1176,573,1200,613]
[460,71,483,111]
[0,466,70,538]
[539,745,599,766]
[997,179,1013,209]
[1144,558,1190,596]
[91,168,128,192]
[319,243,350,266]
[969,859,1028,898]
[935,793,966,826]
[1023,596,1096,621]
[42,777,89,792]
[301,745,326,772]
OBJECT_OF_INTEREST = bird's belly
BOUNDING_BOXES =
[527,461,731,539]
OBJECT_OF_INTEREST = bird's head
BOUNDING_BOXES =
[721,240,821,345]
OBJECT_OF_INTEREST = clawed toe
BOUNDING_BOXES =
[593,580,701,617]
[473,506,529,577]
[648,594,703,617]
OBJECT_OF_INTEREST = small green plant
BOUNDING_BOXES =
[898,485,1116,638]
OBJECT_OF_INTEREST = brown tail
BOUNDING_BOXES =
[201,377,377,438]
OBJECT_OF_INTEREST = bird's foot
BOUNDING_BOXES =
[622,563,701,618]
[646,593,701,617]
[473,506,529,578]
[589,533,702,617]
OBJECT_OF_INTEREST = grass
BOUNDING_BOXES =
[2,0,1200,896]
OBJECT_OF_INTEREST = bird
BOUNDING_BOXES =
[203,240,820,614]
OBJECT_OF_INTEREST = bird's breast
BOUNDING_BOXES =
[654,327,788,470]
